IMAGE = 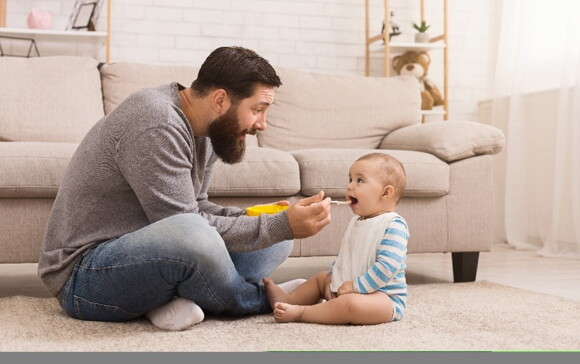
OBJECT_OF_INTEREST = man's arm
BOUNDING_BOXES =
[195,151,246,217]
[117,125,294,252]
[117,125,330,253]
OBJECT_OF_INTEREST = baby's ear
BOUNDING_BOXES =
[382,185,395,199]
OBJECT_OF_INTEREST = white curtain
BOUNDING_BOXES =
[492,0,580,258]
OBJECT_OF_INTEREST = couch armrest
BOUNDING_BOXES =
[378,121,505,163]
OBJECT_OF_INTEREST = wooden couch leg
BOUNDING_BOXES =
[451,252,479,282]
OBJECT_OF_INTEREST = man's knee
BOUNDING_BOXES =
[229,239,294,282]
[272,239,294,261]
[147,213,225,258]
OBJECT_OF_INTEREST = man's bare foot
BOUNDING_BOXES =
[273,302,305,323]
[263,278,291,310]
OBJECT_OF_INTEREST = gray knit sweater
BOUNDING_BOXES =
[37,83,293,296]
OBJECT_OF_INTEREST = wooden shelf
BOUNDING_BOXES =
[0,0,111,62]
[0,27,107,41]
[365,0,449,120]
[389,42,446,52]
[368,41,446,56]
[421,109,445,115]
[0,0,7,28]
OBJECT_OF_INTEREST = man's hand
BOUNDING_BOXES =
[286,191,331,239]
[337,281,355,296]
[324,273,337,301]
[273,199,290,206]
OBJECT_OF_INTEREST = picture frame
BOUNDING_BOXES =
[66,0,104,31]
[71,2,97,30]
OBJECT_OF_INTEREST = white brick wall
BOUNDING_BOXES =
[4,0,498,122]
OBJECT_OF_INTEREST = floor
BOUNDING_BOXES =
[1,243,579,300]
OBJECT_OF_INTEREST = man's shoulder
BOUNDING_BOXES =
[102,83,192,149]
[125,83,177,106]
[114,83,183,127]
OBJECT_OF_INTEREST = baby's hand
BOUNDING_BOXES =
[337,281,354,296]
[324,274,337,301]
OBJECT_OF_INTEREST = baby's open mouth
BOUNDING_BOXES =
[348,197,358,205]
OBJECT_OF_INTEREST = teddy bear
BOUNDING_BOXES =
[392,51,443,110]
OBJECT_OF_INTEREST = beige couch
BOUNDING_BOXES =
[0,56,505,282]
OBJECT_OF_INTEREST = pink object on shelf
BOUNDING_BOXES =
[27,9,52,30]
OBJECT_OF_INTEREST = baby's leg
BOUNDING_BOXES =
[275,291,393,325]
[263,271,328,310]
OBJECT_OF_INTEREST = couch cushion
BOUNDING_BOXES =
[380,120,505,162]
[258,68,422,151]
[0,143,294,199]
[100,62,200,114]
[290,149,449,198]
[0,142,78,198]
[0,57,104,143]
[208,146,300,197]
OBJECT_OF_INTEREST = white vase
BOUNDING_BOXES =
[415,33,430,43]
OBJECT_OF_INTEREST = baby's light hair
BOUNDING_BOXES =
[355,153,407,204]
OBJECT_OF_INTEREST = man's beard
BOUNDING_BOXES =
[208,104,254,164]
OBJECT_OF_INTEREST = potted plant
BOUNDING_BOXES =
[413,20,431,43]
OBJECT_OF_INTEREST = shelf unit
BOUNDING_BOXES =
[364,0,448,120]
[0,0,111,62]
[0,0,6,28]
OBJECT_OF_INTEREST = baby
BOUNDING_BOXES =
[264,152,409,324]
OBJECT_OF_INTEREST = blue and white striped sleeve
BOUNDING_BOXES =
[353,216,409,294]
[328,259,336,275]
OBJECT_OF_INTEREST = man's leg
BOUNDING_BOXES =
[229,239,294,282]
[58,213,272,323]
[229,240,305,293]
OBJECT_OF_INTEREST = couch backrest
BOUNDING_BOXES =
[99,61,263,147]
[259,68,422,151]
[100,62,199,115]
[99,62,422,151]
[0,56,104,142]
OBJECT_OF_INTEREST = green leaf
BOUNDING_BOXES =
[412,20,431,33]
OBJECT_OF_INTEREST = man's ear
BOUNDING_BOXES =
[210,89,231,114]
[382,185,395,200]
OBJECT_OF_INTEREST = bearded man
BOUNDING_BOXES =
[38,46,331,331]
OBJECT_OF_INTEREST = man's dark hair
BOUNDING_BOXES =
[192,46,282,101]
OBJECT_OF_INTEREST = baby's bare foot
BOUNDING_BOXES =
[273,302,305,323]
[263,278,292,309]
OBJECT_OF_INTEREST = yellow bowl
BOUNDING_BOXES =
[245,204,289,217]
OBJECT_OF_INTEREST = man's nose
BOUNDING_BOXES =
[255,114,267,131]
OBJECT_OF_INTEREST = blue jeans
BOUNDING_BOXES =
[58,213,293,322]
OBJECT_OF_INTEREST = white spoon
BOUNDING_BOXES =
[330,200,351,205]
